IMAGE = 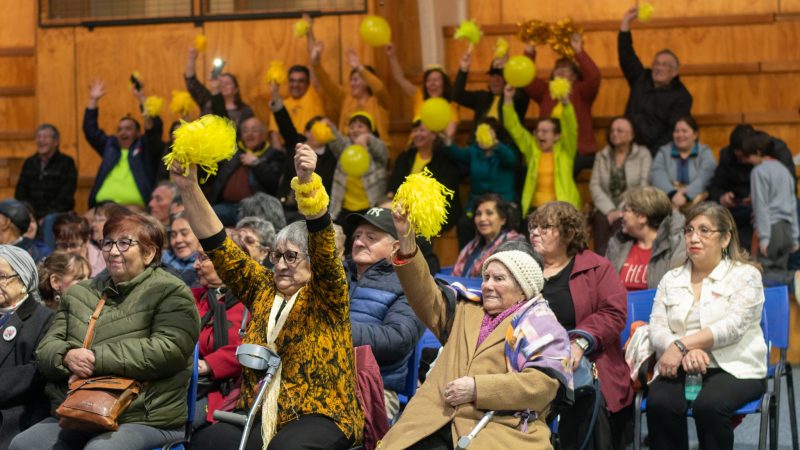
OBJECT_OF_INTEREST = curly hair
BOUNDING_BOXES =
[528,201,589,257]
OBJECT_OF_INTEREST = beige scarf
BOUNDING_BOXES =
[260,288,301,449]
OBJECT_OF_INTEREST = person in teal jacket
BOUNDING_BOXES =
[502,84,581,215]
[445,117,519,212]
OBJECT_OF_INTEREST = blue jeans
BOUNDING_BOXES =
[9,416,183,450]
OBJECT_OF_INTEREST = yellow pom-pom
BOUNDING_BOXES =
[494,37,509,59]
[143,96,164,117]
[310,121,335,145]
[293,18,310,38]
[169,90,196,117]
[164,115,237,183]
[551,103,564,119]
[194,35,207,52]
[264,61,287,85]
[454,19,483,46]
[475,123,496,149]
[638,3,655,22]
[549,76,572,101]
[391,167,454,240]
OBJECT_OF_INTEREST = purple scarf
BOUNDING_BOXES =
[476,300,525,349]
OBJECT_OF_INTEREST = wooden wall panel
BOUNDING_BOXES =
[0,56,36,88]
[37,28,78,161]
[0,0,35,47]
[469,0,502,25]
[500,0,778,23]
[779,0,800,12]
[0,98,35,132]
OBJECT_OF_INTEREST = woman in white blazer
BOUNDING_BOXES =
[646,202,767,450]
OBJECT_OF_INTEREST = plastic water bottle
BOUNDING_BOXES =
[684,373,703,402]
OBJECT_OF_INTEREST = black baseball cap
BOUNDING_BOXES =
[346,207,398,239]
[0,199,30,234]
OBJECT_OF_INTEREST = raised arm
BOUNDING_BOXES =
[385,44,416,98]
[183,47,212,109]
[452,50,481,109]
[502,85,535,160]
[311,41,346,112]
[557,101,578,159]
[573,35,602,102]
[83,79,109,154]
[349,49,390,107]
[618,7,645,86]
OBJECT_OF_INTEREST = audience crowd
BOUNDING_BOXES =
[1,5,795,450]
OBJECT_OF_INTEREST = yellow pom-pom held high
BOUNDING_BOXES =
[164,115,237,183]
[391,168,454,240]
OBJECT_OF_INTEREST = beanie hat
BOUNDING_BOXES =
[482,250,545,300]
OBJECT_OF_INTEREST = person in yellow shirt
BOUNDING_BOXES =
[310,42,390,141]
[385,43,459,137]
[265,65,325,149]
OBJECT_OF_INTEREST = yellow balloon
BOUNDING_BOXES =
[503,55,537,88]
[419,98,451,132]
[340,145,371,177]
[359,15,391,47]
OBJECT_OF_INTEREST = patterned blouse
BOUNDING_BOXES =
[206,215,364,441]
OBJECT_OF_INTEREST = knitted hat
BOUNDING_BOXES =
[482,250,545,300]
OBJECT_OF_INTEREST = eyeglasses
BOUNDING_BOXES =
[55,241,84,250]
[528,223,555,234]
[268,250,307,265]
[0,273,19,284]
[100,238,139,252]
[683,226,721,239]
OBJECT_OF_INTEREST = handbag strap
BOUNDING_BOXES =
[82,295,107,349]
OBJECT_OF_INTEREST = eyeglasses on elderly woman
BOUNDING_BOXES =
[267,250,308,265]
[100,238,140,253]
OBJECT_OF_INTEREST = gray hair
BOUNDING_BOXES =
[155,180,178,197]
[36,123,60,141]
[0,245,40,301]
[238,193,286,231]
[275,221,308,255]
[236,216,276,249]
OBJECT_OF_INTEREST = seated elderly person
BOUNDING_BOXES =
[11,213,199,450]
[452,194,525,277]
[53,212,106,276]
[163,211,202,287]
[528,201,632,449]
[345,207,425,420]
[379,206,570,449]
[233,216,275,266]
[0,246,55,449]
[646,202,767,450]
[606,186,685,291]
[175,144,364,450]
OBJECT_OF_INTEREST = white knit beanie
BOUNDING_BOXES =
[482,250,545,299]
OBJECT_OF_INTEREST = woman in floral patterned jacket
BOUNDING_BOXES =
[172,144,364,450]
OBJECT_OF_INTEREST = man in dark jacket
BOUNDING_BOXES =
[15,124,77,221]
[618,6,693,153]
[206,116,286,226]
[708,124,796,250]
[345,207,425,420]
[83,79,163,209]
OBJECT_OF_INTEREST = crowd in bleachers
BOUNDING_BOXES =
[1,5,798,450]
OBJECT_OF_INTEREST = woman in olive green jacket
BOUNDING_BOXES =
[11,213,199,450]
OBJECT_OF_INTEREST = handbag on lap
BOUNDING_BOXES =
[55,295,142,431]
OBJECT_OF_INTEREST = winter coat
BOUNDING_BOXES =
[650,142,717,200]
[590,144,652,215]
[14,150,77,219]
[36,267,199,428]
[205,145,287,204]
[0,297,54,449]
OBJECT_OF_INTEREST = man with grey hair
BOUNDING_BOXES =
[618,6,693,153]
[15,124,77,222]
[205,116,286,226]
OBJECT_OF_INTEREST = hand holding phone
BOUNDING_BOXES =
[211,58,226,80]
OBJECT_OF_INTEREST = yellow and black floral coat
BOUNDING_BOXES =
[206,215,364,442]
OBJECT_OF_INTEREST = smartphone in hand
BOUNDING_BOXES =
[211,58,226,80]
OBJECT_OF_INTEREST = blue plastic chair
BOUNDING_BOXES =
[434,273,482,294]
[397,329,441,409]
[633,307,775,450]
[438,266,453,276]
[159,343,200,450]
[621,289,657,345]
[762,285,796,450]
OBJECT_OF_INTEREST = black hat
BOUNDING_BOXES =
[487,67,504,76]
[346,207,397,239]
[0,200,30,234]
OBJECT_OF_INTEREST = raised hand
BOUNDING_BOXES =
[621,6,638,31]
[294,143,317,183]
[170,161,199,191]
[570,32,583,54]
[459,50,472,71]
[385,43,396,58]
[88,79,106,101]
[503,84,515,103]
[345,48,361,70]
[391,204,416,256]
[310,41,324,65]
[187,46,199,63]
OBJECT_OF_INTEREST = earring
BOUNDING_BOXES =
[722,247,729,259]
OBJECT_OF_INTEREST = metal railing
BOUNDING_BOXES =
[39,0,367,28]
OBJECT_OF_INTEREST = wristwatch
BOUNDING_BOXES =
[574,337,590,352]
[672,339,689,356]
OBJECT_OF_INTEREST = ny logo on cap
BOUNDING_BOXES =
[366,207,383,217]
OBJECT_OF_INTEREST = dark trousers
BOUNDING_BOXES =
[646,369,766,450]
[729,205,754,254]
[558,393,632,450]
[759,220,796,286]
[407,423,454,450]
[189,414,353,450]
[591,210,621,257]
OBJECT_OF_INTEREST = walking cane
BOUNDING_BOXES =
[455,410,495,449]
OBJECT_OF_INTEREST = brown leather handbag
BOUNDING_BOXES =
[56,295,142,431]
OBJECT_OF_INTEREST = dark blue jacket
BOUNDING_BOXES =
[346,259,425,392]
[83,108,163,207]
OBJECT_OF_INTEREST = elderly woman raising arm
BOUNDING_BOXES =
[377,207,568,450]
[173,144,364,450]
